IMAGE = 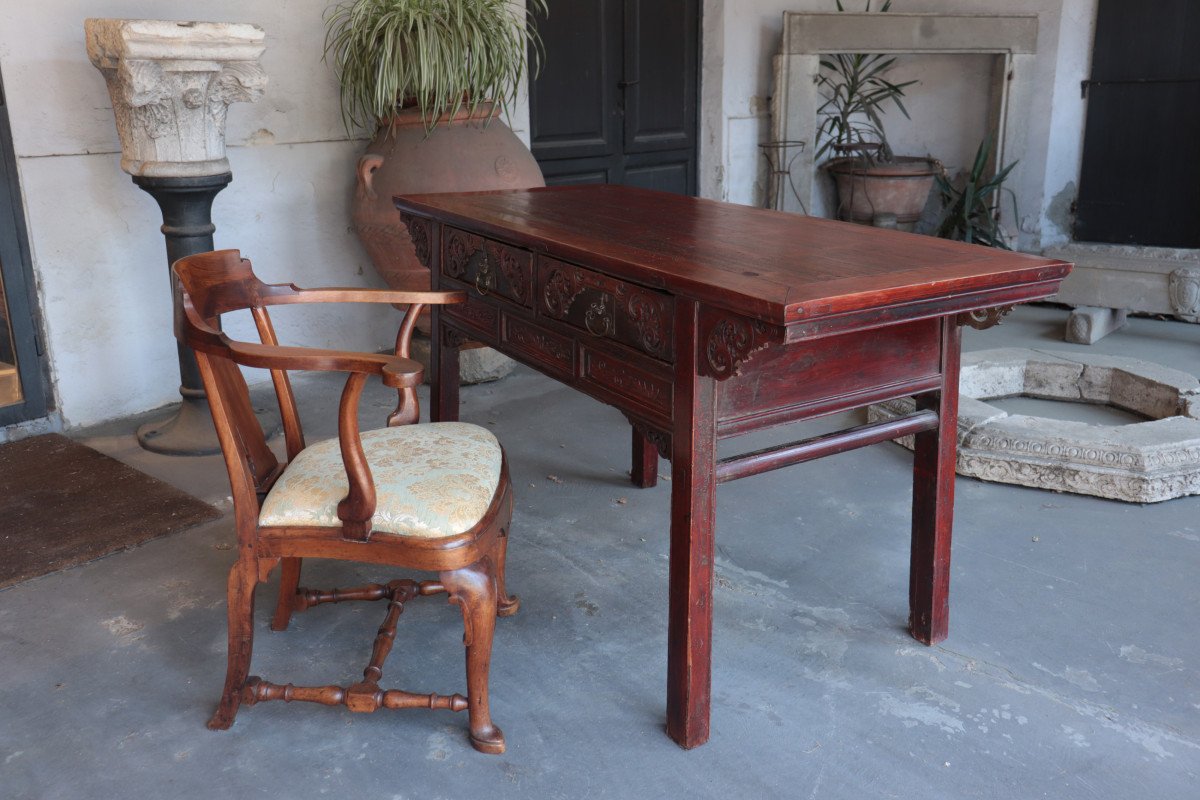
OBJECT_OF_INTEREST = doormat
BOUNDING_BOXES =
[0,434,221,589]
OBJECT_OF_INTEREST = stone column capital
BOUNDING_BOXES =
[85,18,267,177]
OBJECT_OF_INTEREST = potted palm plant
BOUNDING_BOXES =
[816,0,938,228]
[325,0,548,291]
[935,135,1018,249]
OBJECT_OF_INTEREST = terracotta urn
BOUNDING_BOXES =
[826,156,938,230]
[351,102,544,291]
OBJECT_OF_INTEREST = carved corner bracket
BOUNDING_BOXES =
[957,305,1015,331]
[625,415,672,460]
[442,326,471,348]
[698,311,781,381]
[398,212,433,269]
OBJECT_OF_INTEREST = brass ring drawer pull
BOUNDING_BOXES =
[585,294,614,337]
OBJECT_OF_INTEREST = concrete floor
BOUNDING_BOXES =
[2,304,1198,799]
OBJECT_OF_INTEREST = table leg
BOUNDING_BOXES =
[431,310,461,424]
[909,319,962,645]
[630,426,659,488]
[666,301,718,749]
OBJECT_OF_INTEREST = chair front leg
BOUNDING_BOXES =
[208,559,258,730]
[441,559,504,754]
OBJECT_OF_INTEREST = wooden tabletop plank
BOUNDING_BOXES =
[395,185,1071,326]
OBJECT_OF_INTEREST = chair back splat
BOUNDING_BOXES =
[173,248,518,755]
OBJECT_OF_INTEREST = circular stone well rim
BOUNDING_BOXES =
[869,348,1200,503]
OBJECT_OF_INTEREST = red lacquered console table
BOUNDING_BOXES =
[395,185,1071,749]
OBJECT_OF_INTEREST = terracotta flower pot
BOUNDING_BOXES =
[351,102,545,291]
[826,156,939,228]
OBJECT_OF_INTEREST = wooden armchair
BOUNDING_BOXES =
[175,249,518,754]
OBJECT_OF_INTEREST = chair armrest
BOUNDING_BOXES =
[229,340,422,389]
[186,325,423,389]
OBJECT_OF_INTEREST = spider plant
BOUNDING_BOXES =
[935,135,1018,249]
[815,0,916,164]
[323,0,548,133]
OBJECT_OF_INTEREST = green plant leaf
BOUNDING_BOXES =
[814,0,917,161]
[969,134,993,179]
[324,0,547,133]
[934,135,1019,249]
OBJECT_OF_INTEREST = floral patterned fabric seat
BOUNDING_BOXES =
[259,422,503,539]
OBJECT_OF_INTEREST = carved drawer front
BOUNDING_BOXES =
[442,295,499,339]
[537,257,674,362]
[442,227,533,309]
[501,314,575,381]
[580,346,673,419]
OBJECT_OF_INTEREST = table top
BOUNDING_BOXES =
[395,185,1071,327]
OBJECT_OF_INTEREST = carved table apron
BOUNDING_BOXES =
[394,186,1072,750]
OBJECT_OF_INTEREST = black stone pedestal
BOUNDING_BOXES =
[132,172,254,455]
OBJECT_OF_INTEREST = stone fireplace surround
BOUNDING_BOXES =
[770,12,1039,231]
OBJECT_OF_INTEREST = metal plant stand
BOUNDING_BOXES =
[758,140,806,212]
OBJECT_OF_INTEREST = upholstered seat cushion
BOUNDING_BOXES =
[259,422,503,539]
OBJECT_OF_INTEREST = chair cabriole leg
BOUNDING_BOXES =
[442,559,504,754]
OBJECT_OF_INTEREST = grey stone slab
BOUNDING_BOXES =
[1022,356,1086,401]
[409,336,516,385]
[1065,306,1128,344]
[1047,243,1200,331]
[1039,349,1200,419]
[958,395,1009,431]
[1040,349,1200,393]
[960,348,1034,397]
[781,12,1039,56]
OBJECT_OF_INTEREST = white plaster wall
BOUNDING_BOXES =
[1038,0,1097,247]
[701,0,1097,250]
[16,136,383,427]
[0,1,395,427]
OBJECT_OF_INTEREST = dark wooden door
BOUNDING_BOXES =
[528,0,698,195]
[0,69,48,425]
[1074,0,1200,246]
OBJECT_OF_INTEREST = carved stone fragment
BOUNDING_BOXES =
[1064,306,1128,344]
[1168,267,1200,323]
[86,18,267,177]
